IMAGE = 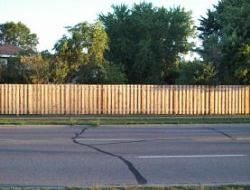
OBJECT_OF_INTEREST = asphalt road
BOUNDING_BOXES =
[0,124,250,187]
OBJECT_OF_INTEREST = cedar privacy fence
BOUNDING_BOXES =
[0,84,249,115]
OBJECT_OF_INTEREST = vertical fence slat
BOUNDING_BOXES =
[183,85,187,115]
[241,86,244,114]
[92,85,96,115]
[129,85,133,115]
[138,85,141,114]
[239,86,242,115]
[230,86,233,115]
[52,84,56,114]
[178,86,182,115]
[225,86,228,115]
[168,86,172,114]
[166,86,170,115]
[215,86,218,115]
[7,85,11,114]
[82,85,85,115]
[15,85,19,115]
[65,85,69,115]
[86,85,90,115]
[246,86,250,115]
[110,85,114,115]
[242,86,245,115]
[6,84,9,114]
[192,86,196,115]
[146,85,150,115]
[48,85,52,114]
[106,85,110,115]
[162,86,166,115]
[118,85,122,115]
[3,84,8,114]
[18,85,22,115]
[228,85,232,115]
[151,85,155,114]
[113,85,117,115]
[185,85,189,115]
[120,85,124,115]
[11,85,15,114]
[74,85,77,115]
[2,84,4,114]
[13,84,16,114]
[97,85,101,115]
[105,85,109,115]
[174,85,178,115]
[235,86,239,114]
[0,85,2,114]
[60,85,63,115]
[141,85,146,114]
[198,85,202,115]
[37,84,40,115]
[0,85,3,114]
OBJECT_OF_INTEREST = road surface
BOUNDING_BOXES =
[0,124,250,187]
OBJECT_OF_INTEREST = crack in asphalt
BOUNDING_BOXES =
[208,127,235,140]
[71,127,148,185]
[83,139,147,146]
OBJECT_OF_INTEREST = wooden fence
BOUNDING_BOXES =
[0,84,249,115]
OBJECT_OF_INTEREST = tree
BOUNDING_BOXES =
[20,54,50,84]
[53,21,126,84]
[0,21,38,52]
[198,0,250,84]
[99,2,194,84]
[176,60,217,85]
[76,59,127,84]
[234,44,250,84]
[0,57,25,83]
[49,57,70,84]
[75,23,126,83]
[0,22,39,83]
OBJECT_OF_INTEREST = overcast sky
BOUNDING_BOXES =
[0,0,219,51]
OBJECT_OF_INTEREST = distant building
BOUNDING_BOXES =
[0,45,21,65]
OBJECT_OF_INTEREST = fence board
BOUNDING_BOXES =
[166,86,169,114]
[3,85,6,114]
[162,86,166,114]
[146,85,150,114]
[246,86,250,114]
[225,86,228,115]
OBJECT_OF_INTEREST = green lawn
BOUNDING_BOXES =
[0,115,249,126]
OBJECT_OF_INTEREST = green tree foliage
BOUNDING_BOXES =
[234,44,250,84]
[76,59,127,84]
[99,2,195,84]
[53,22,126,84]
[177,60,217,85]
[50,58,70,84]
[0,22,39,83]
[0,57,25,83]
[198,0,250,84]
[0,21,38,52]
[20,54,50,84]
[53,23,88,82]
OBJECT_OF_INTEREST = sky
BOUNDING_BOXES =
[0,0,219,51]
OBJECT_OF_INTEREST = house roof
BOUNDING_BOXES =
[0,45,21,56]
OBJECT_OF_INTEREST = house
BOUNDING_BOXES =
[0,45,21,65]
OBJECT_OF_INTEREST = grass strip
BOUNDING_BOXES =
[0,115,249,125]
[0,185,249,190]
